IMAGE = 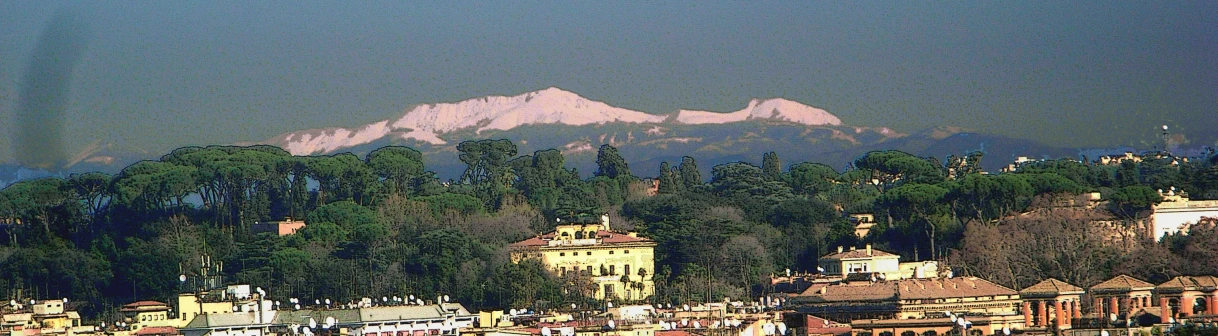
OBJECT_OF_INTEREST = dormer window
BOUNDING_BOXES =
[575,231,584,239]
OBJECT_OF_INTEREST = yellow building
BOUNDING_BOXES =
[508,215,656,301]
[119,301,174,331]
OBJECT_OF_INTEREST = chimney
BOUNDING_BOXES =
[866,244,872,256]
[837,246,843,254]
[819,287,827,295]
[849,246,857,251]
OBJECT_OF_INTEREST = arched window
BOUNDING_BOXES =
[921,331,937,336]
[902,331,917,336]
[575,231,584,239]
[879,332,893,336]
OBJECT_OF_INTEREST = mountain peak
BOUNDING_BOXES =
[675,97,841,126]
[267,88,843,155]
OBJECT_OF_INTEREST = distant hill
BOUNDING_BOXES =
[5,88,1206,187]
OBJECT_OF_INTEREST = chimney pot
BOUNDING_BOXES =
[837,246,843,254]
[866,244,872,256]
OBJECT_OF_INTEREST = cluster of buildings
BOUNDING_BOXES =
[6,206,1217,336]
[777,246,1217,336]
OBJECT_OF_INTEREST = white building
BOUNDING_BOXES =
[1149,188,1218,240]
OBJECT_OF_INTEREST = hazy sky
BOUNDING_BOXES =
[2,1,1216,162]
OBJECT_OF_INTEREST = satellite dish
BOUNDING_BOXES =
[682,319,689,326]
[383,297,388,302]
[571,303,577,309]
[608,320,616,329]
[444,295,451,302]
[541,327,552,336]
[607,302,614,308]
[409,295,415,301]
[950,315,958,323]
[777,322,787,335]
[309,318,317,329]
[294,304,301,310]
[315,299,321,305]
[325,317,336,328]
[660,322,669,330]
[510,309,518,315]
[303,327,312,335]
[693,321,700,329]
[179,274,187,282]
[1101,331,1109,336]
[62,298,68,303]
[1163,125,1169,131]
[816,267,825,273]
[1110,313,1118,322]
[325,299,331,305]
[233,305,240,312]
[683,304,690,311]
[1002,327,1010,336]
[785,268,791,277]
[8,300,15,306]
[30,300,36,305]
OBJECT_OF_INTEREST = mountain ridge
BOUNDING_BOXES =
[266,87,843,156]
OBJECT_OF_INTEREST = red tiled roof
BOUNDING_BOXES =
[1020,278,1084,297]
[656,331,696,336]
[509,230,651,248]
[135,327,179,335]
[123,301,168,308]
[820,248,897,260]
[1156,275,1218,291]
[1090,275,1155,292]
[797,277,1017,303]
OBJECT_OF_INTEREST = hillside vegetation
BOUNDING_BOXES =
[2,142,1217,321]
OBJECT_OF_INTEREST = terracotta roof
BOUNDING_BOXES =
[135,327,179,335]
[1156,276,1218,291]
[509,230,652,248]
[656,331,696,336]
[122,301,168,308]
[820,248,897,260]
[1020,278,1085,297]
[121,301,170,312]
[797,277,1017,303]
[1090,275,1155,292]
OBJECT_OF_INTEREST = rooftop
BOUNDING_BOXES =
[820,246,897,260]
[509,230,652,249]
[1090,275,1155,292]
[796,277,1017,302]
[1156,275,1218,291]
[1020,278,1084,297]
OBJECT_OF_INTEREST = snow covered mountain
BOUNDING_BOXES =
[267,87,843,155]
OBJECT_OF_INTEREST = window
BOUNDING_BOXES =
[624,250,629,254]
[587,266,593,274]
[560,267,566,276]
[610,265,616,275]
[560,252,565,256]
[609,251,615,254]
[624,264,631,277]
[586,251,592,256]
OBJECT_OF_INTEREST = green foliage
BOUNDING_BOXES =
[6,142,1218,320]
[305,200,378,230]
[365,146,425,196]
[787,162,838,195]
[1107,185,1163,218]
[594,144,631,179]
[762,152,781,181]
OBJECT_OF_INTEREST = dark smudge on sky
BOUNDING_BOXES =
[15,7,89,170]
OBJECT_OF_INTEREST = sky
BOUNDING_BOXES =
[1,1,1216,164]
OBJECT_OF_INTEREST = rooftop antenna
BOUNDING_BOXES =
[1162,124,1172,154]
